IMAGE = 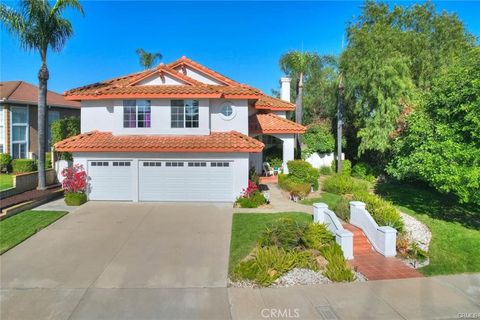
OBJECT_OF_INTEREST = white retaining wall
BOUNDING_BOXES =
[313,203,353,260]
[305,152,344,169]
[349,201,397,257]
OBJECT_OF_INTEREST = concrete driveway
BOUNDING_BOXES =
[0,202,233,320]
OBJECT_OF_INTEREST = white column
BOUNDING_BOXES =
[277,134,294,174]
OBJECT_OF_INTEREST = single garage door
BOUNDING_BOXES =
[139,160,233,202]
[88,160,133,201]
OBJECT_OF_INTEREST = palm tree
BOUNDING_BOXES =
[136,49,162,69]
[279,51,321,126]
[0,0,84,190]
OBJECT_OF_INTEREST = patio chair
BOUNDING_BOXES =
[263,162,274,176]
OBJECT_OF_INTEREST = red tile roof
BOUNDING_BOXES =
[54,131,264,153]
[249,113,306,134]
[254,95,295,111]
[63,56,294,111]
[0,81,80,108]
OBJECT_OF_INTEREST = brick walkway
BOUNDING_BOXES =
[344,224,423,280]
[259,175,278,184]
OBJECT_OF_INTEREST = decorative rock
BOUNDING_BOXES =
[400,212,432,252]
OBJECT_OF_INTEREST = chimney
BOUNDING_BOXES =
[280,77,291,103]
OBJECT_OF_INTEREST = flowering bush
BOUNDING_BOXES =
[242,179,259,198]
[61,164,87,193]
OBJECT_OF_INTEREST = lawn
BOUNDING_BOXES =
[229,212,312,273]
[300,192,342,208]
[0,210,67,254]
[376,181,480,276]
[0,174,14,190]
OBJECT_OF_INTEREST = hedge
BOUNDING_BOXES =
[12,159,37,173]
[322,174,369,195]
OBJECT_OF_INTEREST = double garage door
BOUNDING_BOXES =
[87,160,233,202]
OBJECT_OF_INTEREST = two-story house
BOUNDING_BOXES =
[55,57,305,202]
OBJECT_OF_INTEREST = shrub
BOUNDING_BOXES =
[333,196,351,222]
[0,153,12,173]
[352,191,404,232]
[331,159,352,176]
[322,174,369,195]
[62,164,87,193]
[351,162,376,182]
[12,159,37,173]
[45,152,52,169]
[259,218,308,250]
[64,192,87,206]
[232,246,319,286]
[249,167,260,186]
[301,122,335,157]
[278,174,311,199]
[51,117,80,161]
[302,223,334,250]
[321,244,355,282]
[287,160,319,191]
[319,166,332,175]
[236,191,266,208]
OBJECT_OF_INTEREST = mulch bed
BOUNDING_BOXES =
[0,185,62,210]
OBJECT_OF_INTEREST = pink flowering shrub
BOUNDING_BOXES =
[61,164,87,193]
[242,179,259,198]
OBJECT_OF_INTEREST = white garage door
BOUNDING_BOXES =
[88,160,133,201]
[139,160,233,202]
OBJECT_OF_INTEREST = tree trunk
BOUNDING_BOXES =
[336,76,345,174]
[295,73,304,157]
[37,62,49,190]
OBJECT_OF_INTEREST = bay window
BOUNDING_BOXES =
[11,106,28,159]
[123,100,151,128]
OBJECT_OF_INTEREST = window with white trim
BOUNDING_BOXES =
[91,161,109,166]
[123,100,151,128]
[188,161,207,167]
[143,161,161,167]
[165,161,184,167]
[171,100,199,128]
[113,161,131,167]
[0,106,4,153]
[11,106,28,159]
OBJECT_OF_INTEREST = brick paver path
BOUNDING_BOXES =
[344,224,423,280]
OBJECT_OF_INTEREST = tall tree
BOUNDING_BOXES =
[0,0,84,190]
[136,48,162,69]
[340,1,474,157]
[279,51,320,126]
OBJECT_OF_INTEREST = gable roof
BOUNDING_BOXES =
[64,57,295,111]
[54,130,264,153]
[249,113,306,134]
[0,81,80,108]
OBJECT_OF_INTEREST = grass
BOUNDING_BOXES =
[300,192,342,208]
[229,212,312,273]
[0,174,14,190]
[0,210,67,254]
[376,181,480,276]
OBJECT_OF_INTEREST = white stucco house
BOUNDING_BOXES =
[56,56,305,202]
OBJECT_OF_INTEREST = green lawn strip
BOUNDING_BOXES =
[300,192,342,208]
[397,206,480,275]
[0,174,14,190]
[375,181,480,276]
[229,212,312,273]
[0,210,67,254]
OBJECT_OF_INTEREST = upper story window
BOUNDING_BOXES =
[11,106,28,159]
[123,100,151,128]
[171,100,199,128]
[220,101,236,120]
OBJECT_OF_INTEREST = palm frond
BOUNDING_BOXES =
[51,0,84,17]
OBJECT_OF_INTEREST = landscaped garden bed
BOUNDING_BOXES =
[229,212,363,288]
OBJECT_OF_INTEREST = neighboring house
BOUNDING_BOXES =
[0,81,80,159]
[55,56,305,202]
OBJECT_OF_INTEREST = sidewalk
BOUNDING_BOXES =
[229,273,480,320]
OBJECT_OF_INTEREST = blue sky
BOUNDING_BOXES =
[1,1,479,94]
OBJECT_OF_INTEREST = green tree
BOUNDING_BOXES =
[0,0,84,189]
[136,48,162,69]
[51,117,80,160]
[387,47,480,205]
[340,1,474,157]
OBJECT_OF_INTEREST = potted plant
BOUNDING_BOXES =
[61,164,88,206]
